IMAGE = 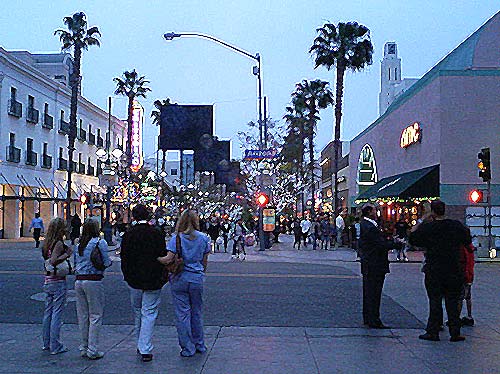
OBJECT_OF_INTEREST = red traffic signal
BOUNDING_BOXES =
[469,189,484,204]
[80,192,91,205]
[256,192,270,207]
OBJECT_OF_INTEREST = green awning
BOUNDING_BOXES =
[355,165,439,203]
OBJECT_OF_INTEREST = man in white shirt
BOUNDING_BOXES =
[300,217,311,248]
[335,211,345,247]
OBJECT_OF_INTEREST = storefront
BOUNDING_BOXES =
[349,12,500,226]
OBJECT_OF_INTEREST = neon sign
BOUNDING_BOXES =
[130,101,143,173]
[400,122,421,149]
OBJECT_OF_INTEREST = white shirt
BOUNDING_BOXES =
[300,219,311,234]
[354,222,361,239]
[363,217,378,227]
[335,216,345,230]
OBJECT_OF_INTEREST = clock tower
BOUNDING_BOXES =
[379,42,402,115]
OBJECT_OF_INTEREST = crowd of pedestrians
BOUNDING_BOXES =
[40,204,211,362]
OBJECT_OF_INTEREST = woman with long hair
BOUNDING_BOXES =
[41,217,72,355]
[74,218,112,359]
[158,209,211,357]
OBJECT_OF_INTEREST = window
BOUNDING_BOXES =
[79,153,82,163]
[43,143,48,155]
[395,68,398,80]
[27,138,33,152]
[44,103,49,114]
[388,68,391,80]
[60,110,64,120]
[87,156,91,165]
[28,95,34,109]
[170,168,178,176]
[89,124,92,133]
[79,119,83,128]
[10,87,16,101]
[97,129,101,138]
[59,147,63,158]
[9,133,15,146]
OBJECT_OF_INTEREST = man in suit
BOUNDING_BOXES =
[359,203,394,328]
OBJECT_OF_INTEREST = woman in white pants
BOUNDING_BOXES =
[74,218,112,359]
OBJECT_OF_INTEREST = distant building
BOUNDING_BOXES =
[320,141,349,212]
[0,48,125,238]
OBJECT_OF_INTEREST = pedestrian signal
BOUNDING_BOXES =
[469,189,484,204]
[478,147,491,182]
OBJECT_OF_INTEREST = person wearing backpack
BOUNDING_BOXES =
[74,218,112,360]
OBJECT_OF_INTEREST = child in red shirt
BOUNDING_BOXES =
[459,242,475,326]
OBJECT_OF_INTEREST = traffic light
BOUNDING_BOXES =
[478,147,491,182]
[80,192,90,205]
[256,192,270,207]
[469,189,484,204]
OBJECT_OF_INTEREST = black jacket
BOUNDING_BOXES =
[120,223,167,290]
[409,219,471,277]
[359,218,393,275]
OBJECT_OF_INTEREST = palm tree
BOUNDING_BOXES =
[54,12,100,223]
[113,70,151,168]
[288,79,333,218]
[151,98,175,126]
[310,22,373,213]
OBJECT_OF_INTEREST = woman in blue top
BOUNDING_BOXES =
[158,209,211,357]
[74,218,112,360]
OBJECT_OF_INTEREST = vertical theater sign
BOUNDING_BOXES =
[130,101,144,173]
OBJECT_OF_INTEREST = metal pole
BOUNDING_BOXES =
[263,96,268,149]
[104,96,113,245]
[259,206,265,251]
[488,180,492,253]
[257,54,263,149]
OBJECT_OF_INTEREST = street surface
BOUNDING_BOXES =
[1,235,500,373]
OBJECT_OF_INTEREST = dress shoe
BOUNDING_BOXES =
[368,323,390,329]
[418,333,440,341]
[141,354,153,362]
[450,335,465,342]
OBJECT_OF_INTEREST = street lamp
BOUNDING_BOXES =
[163,32,265,148]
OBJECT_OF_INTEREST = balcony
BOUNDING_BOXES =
[6,146,21,163]
[43,113,54,129]
[8,99,22,118]
[97,136,104,147]
[58,158,68,171]
[78,163,86,174]
[87,165,95,176]
[25,150,37,166]
[88,133,96,145]
[77,128,87,141]
[26,107,39,124]
[41,154,52,169]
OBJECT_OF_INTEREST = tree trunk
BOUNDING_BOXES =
[126,95,134,168]
[308,127,315,220]
[66,46,82,225]
[333,64,345,214]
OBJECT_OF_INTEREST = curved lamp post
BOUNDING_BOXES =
[163,32,265,148]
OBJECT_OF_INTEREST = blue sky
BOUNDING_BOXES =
[1,1,498,159]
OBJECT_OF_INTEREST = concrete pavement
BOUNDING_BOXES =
[2,235,500,373]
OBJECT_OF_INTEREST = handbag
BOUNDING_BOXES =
[44,242,73,276]
[165,234,184,276]
[90,239,106,271]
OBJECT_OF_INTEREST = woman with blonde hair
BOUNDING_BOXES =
[41,217,72,355]
[74,218,112,359]
[158,209,211,357]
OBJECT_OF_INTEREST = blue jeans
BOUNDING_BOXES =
[42,280,67,352]
[170,278,205,355]
[129,287,162,354]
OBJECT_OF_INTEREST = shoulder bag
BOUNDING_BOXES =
[44,242,73,276]
[165,234,184,277]
[90,239,106,271]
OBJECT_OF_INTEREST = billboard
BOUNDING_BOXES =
[159,105,213,151]
[130,101,144,173]
[194,139,230,173]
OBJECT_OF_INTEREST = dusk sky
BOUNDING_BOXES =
[1,1,498,159]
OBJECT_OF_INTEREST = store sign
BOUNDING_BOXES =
[263,208,276,232]
[130,101,144,172]
[357,144,378,186]
[400,122,421,149]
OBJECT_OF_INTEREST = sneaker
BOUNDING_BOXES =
[141,353,153,362]
[196,344,207,353]
[450,335,466,342]
[418,333,440,341]
[87,351,104,360]
[180,349,195,357]
[50,346,69,355]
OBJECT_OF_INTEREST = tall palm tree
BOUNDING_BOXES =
[151,98,174,126]
[289,79,333,218]
[54,12,100,222]
[113,70,151,168]
[310,22,373,213]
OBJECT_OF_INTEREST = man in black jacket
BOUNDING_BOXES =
[359,203,394,328]
[409,200,470,342]
[120,204,167,362]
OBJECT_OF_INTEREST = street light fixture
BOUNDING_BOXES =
[163,31,265,148]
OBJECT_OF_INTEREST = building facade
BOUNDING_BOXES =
[0,48,126,238]
[320,140,350,213]
[349,12,500,231]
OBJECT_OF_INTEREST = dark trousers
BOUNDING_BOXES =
[362,273,386,325]
[293,234,301,249]
[33,228,41,248]
[424,272,462,336]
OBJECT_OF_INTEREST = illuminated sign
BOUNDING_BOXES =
[400,122,421,149]
[130,101,144,173]
[357,144,378,186]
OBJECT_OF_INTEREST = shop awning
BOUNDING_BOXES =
[355,165,439,203]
